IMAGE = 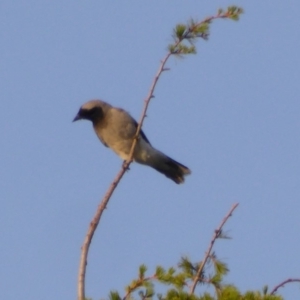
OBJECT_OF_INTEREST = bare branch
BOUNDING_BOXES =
[78,165,128,299]
[270,278,300,295]
[190,203,239,294]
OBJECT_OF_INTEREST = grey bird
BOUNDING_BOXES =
[73,100,191,184]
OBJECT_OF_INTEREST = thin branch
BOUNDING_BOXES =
[77,165,128,300]
[190,203,239,294]
[270,278,300,295]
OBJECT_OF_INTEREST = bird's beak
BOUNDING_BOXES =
[72,114,82,122]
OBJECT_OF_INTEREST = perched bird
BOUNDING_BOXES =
[73,100,191,184]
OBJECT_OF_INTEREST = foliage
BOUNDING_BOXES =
[106,256,283,300]
[168,6,243,55]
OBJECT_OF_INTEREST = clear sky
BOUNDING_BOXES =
[1,1,300,299]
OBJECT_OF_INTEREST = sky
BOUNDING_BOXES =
[1,1,300,299]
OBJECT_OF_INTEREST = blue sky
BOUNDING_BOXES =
[1,1,300,299]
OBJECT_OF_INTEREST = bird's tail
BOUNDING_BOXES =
[133,141,191,184]
[153,154,191,184]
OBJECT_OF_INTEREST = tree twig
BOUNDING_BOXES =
[270,278,300,295]
[190,203,239,294]
[77,166,128,300]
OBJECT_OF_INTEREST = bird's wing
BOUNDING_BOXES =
[133,120,151,145]
[116,108,151,145]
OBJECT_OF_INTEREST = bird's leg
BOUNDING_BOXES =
[122,160,130,171]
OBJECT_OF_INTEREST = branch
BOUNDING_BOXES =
[77,166,128,300]
[270,278,300,295]
[190,203,239,294]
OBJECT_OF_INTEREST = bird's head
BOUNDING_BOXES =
[73,100,108,123]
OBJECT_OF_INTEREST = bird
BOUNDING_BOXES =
[73,100,191,184]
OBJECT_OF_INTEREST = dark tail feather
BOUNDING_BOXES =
[154,156,191,184]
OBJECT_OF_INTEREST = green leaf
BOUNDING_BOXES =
[155,265,166,278]
[214,259,229,277]
[175,24,187,39]
[194,22,209,35]
[139,264,147,279]
[178,257,196,278]
[168,44,176,54]
[109,291,121,300]
[219,285,241,300]
[167,267,176,276]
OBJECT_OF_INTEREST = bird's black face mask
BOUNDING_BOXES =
[73,107,103,123]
